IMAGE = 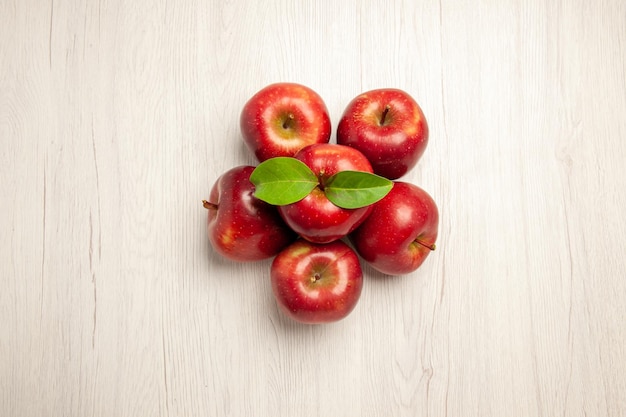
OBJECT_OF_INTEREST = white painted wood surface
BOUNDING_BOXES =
[2,0,625,416]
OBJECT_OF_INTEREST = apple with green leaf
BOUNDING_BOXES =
[240,83,331,162]
[350,181,438,275]
[250,144,393,244]
[337,88,429,180]
[271,239,363,324]
[203,166,297,261]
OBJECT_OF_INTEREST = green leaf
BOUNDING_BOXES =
[250,157,318,205]
[324,171,393,209]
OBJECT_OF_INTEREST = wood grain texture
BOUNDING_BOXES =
[1,0,625,416]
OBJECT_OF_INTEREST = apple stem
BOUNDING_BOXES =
[202,200,218,210]
[380,105,391,126]
[414,238,436,251]
[283,113,295,129]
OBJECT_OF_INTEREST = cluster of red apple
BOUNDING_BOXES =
[203,83,439,324]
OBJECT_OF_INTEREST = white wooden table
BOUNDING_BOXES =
[2,1,625,416]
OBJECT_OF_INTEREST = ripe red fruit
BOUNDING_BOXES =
[240,83,331,162]
[204,166,296,261]
[350,182,438,275]
[337,88,429,179]
[278,143,374,244]
[271,239,363,324]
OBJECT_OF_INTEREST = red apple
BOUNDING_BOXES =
[271,239,363,324]
[349,182,438,275]
[240,83,331,162]
[278,143,374,244]
[203,166,296,261]
[336,88,429,179]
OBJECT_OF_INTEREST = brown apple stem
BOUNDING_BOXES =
[414,238,436,251]
[380,105,391,125]
[283,113,295,129]
[202,200,218,210]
